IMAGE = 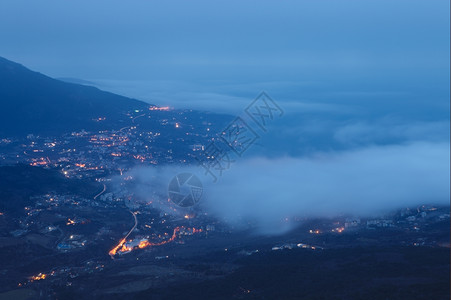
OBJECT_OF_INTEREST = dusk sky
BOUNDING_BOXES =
[0,0,449,115]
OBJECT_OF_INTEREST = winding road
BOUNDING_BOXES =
[108,210,138,258]
[93,184,106,200]
[124,210,138,241]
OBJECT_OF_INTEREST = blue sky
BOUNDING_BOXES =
[0,0,449,113]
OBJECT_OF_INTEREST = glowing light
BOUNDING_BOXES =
[133,155,145,162]
[108,227,203,257]
[30,158,48,166]
[30,273,46,281]
[109,238,126,257]
[332,227,345,233]
[149,106,170,111]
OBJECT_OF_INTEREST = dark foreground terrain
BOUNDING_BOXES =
[126,246,450,300]
[0,165,449,300]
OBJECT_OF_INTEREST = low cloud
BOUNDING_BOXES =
[334,120,450,144]
[120,141,450,234]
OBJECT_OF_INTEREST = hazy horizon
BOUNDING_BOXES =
[1,0,449,115]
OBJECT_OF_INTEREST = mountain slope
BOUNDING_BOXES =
[0,56,149,136]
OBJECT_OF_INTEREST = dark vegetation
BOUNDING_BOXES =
[132,246,450,300]
[0,165,99,214]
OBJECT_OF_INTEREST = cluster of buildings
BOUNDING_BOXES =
[0,107,218,181]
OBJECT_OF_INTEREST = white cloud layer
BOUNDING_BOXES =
[124,141,450,234]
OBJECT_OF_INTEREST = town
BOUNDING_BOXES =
[0,106,449,298]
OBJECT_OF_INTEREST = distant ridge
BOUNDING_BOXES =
[0,56,150,136]
[56,77,96,86]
